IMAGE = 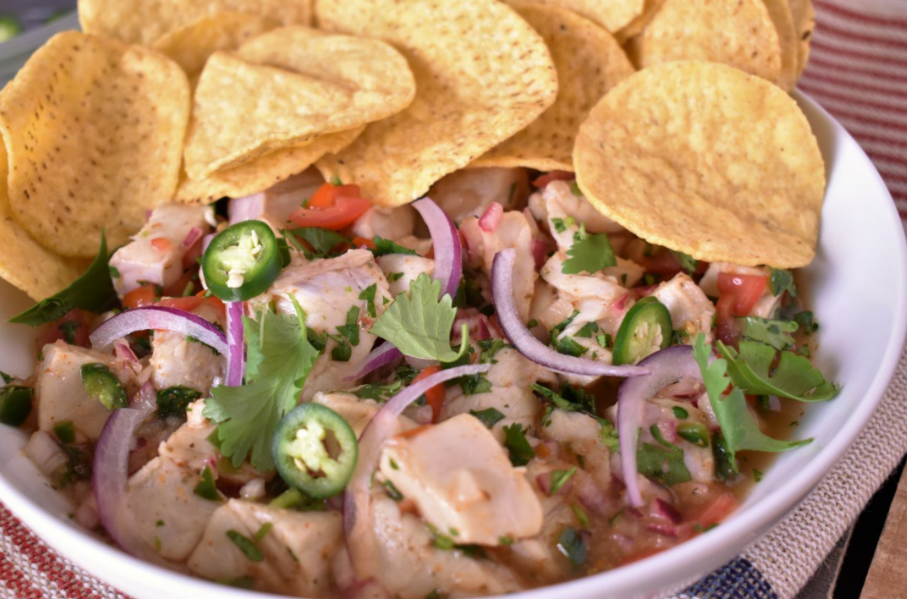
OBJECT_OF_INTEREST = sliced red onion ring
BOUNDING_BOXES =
[128,382,157,416]
[478,202,503,232]
[617,344,703,507]
[182,226,204,248]
[90,306,227,355]
[344,363,490,578]
[225,301,245,387]
[344,342,402,383]
[491,249,650,378]
[93,408,172,567]
[412,197,462,299]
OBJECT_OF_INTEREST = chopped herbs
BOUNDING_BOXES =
[226,530,263,562]
[0,371,12,384]
[383,479,404,501]
[336,306,361,347]
[359,284,378,318]
[388,272,405,282]
[599,421,619,452]
[793,310,819,335]
[427,523,456,550]
[670,250,698,274]
[676,422,709,447]
[353,380,405,402]
[458,373,493,396]
[554,335,587,357]
[740,316,798,351]
[53,421,75,444]
[531,383,596,415]
[551,216,575,233]
[753,469,763,482]
[575,321,599,338]
[557,527,587,567]
[636,441,691,486]
[253,522,273,543]
[371,236,418,257]
[549,467,577,494]
[769,269,797,298]
[58,320,82,344]
[672,406,689,419]
[561,232,617,275]
[469,407,505,428]
[550,310,579,341]
[718,340,839,402]
[193,466,220,501]
[571,503,591,529]
[503,424,534,466]
[157,386,202,419]
[477,338,510,363]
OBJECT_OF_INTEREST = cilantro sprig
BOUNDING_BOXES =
[561,227,616,275]
[370,237,417,257]
[718,340,840,402]
[204,297,320,471]
[692,335,812,471]
[370,273,468,362]
[739,316,798,351]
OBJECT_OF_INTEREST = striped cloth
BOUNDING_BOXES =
[0,1,905,598]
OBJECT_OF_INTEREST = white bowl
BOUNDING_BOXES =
[0,92,904,599]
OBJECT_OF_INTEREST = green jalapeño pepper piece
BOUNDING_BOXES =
[272,403,358,499]
[0,385,32,426]
[613,296,673,365]
[202,220,282,302]
[80,363,127,410]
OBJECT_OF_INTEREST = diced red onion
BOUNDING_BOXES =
[646,523,679,538]
[229,193,265,225]
[652,498,682,524]
[182,226,204,249]
[225,301,245,387]
[344,364,490,579]
[114,342,138,364]
[531,239,549,270]
[90,307,228,355]
[617,345,703,507]
[576,472,611,516]
[612,293,630,312]
[491,249,650,379]
[413,197,462,299]
[344,342,402,383]
[453,313,493,343]
[536,472,552,495]
[128,382,157,417]
[634,284,657,298]
[478,202,503,232]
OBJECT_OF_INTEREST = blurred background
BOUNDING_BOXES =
[0,0,78,85]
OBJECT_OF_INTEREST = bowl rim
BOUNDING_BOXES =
[0,90,904,599]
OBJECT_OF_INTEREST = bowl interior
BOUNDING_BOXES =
[0,92,903,599]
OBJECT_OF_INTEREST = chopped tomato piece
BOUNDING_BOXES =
[397,424,433,439]
[688,492,739,529]
[157,296,204,312]
[162,271,196,298]
[715,295,740,347]
[352,236,377,250]
[36,309,91,352]
[289,183,372,231]
[716,273,766,316]
[532,170,574,188]
[182,236,205,270]
[198,292,227,320]
[411,365,445,423]
[639,247,682,278]
[151,237,173,252]
[123,284,160,310]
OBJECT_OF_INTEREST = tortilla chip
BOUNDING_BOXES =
[176,127,364,203]
[79,0,312,46]
[183,28,415,180]
[526,0,646,33]
[0,141,86,300]
[315,0,558,207]
[573,61,825,268]
[625,0,782,85]
[789,0,815,80]
[474,2,634,171]
[762,0,799,90]
[152,12,279,83]
[0,31,190,258]
[614,0,665,44]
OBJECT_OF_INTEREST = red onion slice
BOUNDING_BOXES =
[413,197,462,299]
[344,342,403,383]
[478,202,503,232]
[491,249,650,378]
[128,382,157,417]
[617,344,703,507]
[344,363,490,578]
[182,226,204,248]
[225,301,245,387]
[90,306,228,355]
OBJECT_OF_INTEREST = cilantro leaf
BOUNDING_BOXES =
[370,236,417,257]
[469,407,505,428]
[669,250,698,274]
[636,442,691,486]
[693,335,812,471]
[718,340,840,402]
[598,420,619,452]
[769,268,797,298]
[353,380,404,402]
[286,228,349,257]
[531,383,595,415]
[739,316,798,351]
[503,424,534,466]
[10,231,118,326]
[370,273,468,362]
[561,233,616,275]
[204,298,320,471]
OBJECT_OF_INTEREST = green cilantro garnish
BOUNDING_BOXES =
[359,284,378,318]
[670,250,698,274]
[193,466,220,501]
[571,503,591,529]
[531,383,595,415]
[337,306,361,347]
[561,232,617,275]
[574,321,599,338]
[10,231,118,326]
[330,175,343,186]
[739,317,798,351]
[458,373,493,395]
[636,441,691,486]
[769,268,798,298]
[553,335,586,357]
[371,236,418,257]
[370,274,468,362]
[549,467,577,495]
[717,340,840,402]
[427,523,456,550]
[693,335,812,472]
[109,265,121,279]
[388,272,405,282]
[54,421,75,445]
[0,371,12,384]
[477,338,510,363]
[557,527,587,567]
[469,407,505,428]
[253,522,273,543]
[226,530,263,562]
[284,228,350,258]
[599,420,619,452]
[157,386,202,419]
[330,336,352,362]
[0,16,22,42]
[793,310,819,335]
[353,380,405,402]
[503,424,534,466]
[383,479,404,501]
[204,298,320,471]
[551,216,575,233]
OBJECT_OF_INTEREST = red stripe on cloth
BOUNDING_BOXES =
[0,505,104,599]
[814,18,907,51]
[815,1,907,28]
[803,60,907,96]
[0,551,48,599]
[807,51,907,82]
[798,81,907,118]
[811,37,907,69]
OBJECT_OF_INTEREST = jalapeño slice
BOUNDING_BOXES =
[272,403,358,499]
[80,363,128,410]
[613,297,673,365]
[202,221,282,302]
[0,385,32,426]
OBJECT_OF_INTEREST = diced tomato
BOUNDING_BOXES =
[198,292,227,320]
[715,295,739,347]
[352,236,377,250]
[397,424,433,439]
[123,284,161,310]
[36,309,91,353]
[639,247,682,278]
[151,237,173,252]
[289,183,372,231]
[688,492,739,529]
[411,365,445,423]
[157,296,204,312]
[716,273,766,316]
[182,237,205,270]
[162,271,196,298]
[532,170,574,188]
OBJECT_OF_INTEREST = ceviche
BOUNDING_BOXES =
[0,0,832,596]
